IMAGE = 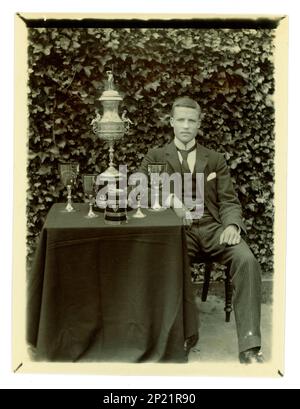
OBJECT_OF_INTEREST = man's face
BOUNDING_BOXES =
[170,106,200,145]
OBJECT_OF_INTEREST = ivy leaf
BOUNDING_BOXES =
[49,146,60,155]
[144,80,160,92]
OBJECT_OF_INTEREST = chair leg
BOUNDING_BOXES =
[197,261,233,322]
[202,263,212,302]
[224,268,233,322]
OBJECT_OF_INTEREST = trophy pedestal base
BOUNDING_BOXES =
[99,166,124,181]
[104,219,128,225]
[148,207,167,212]
[104,206,128,225]
[85,213,99,219]
[132,208,147,218]
[61,206,76,213]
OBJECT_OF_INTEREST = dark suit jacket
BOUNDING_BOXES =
[139,141,246,233]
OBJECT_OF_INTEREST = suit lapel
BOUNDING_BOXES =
[195,144,208,175]
[165,141,182,173]
[195,144,209,204]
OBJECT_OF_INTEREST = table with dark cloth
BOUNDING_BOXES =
[27,203,198,363]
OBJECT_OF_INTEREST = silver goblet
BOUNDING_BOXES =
[82,174,99,218]
[59,162,79,212]
[132,193,146,218]
[147,163,167,212]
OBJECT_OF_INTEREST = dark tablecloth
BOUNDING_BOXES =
[27,204,198,362]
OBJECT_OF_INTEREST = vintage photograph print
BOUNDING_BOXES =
[13,14,288,377]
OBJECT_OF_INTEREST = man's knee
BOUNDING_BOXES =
[231,244,260,270]
[242,251,259,266]
[229,246,262,298]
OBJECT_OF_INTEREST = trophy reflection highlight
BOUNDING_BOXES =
[148,163,167,212]
[83,174,99,218]
[59,163,79,212]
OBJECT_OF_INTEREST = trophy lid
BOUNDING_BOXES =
[99,91,122,101]
[99,71,123,101]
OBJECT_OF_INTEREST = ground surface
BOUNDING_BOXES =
[189,292,272,363]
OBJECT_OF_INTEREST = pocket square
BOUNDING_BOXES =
[207,172,216,181]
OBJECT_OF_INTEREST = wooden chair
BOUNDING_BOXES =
[192,261,233,322]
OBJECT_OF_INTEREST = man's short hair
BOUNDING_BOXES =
[171,96,201,117]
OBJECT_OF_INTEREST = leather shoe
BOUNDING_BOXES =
[239,348,264,364]
[184,334,198,354]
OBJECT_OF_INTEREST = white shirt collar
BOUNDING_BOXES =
[174,137,196,151]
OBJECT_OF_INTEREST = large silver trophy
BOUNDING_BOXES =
[91,71,131,224]
[91,71,127,179]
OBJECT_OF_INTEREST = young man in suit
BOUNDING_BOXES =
[139,96,264,364]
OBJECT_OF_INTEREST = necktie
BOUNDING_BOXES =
[177,144,197,173]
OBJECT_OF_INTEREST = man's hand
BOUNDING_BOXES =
[170,195,193,227]
[219,225,241,246]
[173,207,193,227]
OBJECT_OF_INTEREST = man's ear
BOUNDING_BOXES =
[170,117,174,127]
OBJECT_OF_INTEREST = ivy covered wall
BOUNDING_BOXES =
[27,27,275,275]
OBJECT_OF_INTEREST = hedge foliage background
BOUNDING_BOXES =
[27,27,275,275]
